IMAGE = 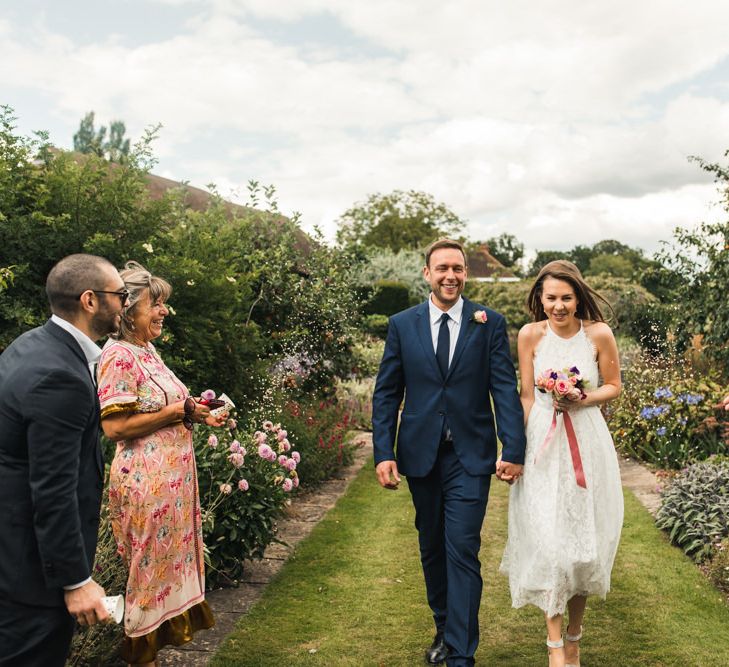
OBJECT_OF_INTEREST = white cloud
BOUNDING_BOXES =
[1,1,728,253]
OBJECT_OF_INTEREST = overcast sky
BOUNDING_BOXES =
[2,0,729,254]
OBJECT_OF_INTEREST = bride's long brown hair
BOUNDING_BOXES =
[527,260,614,323]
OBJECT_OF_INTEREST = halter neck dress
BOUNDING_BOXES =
[500,321,624,617]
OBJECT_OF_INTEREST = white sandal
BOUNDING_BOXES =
[565,626,582,667]
[546,637,564,667]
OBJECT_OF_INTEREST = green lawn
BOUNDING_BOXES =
[211,461,729,666]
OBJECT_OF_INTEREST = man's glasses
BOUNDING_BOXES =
[80,289,130,305]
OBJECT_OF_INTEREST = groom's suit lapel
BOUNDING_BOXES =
[415,302,442,378]
[447,298,476,380]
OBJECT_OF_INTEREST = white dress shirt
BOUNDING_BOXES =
[428,295,463,367]
[50,314,101,590]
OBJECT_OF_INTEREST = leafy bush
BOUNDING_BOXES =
[336,377,375,431]
[349,336,385,379]
[349,247,429,304]
[364,279,410,316]
[607,355,727,468]
[364,313,389,338]
[655,459,729,562]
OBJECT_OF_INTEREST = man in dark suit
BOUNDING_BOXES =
[372,238,526,667]
[0,254,127,666]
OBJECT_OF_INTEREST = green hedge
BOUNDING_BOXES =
[363,279,410,316]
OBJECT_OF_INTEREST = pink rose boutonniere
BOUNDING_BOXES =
[473,310,488,324]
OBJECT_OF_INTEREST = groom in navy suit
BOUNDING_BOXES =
[373,238,526,666]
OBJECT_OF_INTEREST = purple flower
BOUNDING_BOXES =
[569,366,580,374]
[120,466,130,474]
[656,426,667,436]
[201,389,216,401]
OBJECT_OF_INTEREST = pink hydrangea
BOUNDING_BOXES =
[238,479,249,492]
[219,483,232,495]
[278,454,288,466]
[207,434,218,448]
[229,440,241,453]
[291,451,301,463]
[229,452,245,468]
[282,478,293,492]
[201,389,216,401]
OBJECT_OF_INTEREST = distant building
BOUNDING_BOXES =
[466,244,519,282]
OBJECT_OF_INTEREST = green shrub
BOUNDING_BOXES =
[349,336,385,378]
[606,355,727,468]
[364,313,389,338]
[364,279,410,316]
[336,377,375,431]
[655,459,729,562]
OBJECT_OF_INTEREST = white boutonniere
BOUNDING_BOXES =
[473,310,488,323]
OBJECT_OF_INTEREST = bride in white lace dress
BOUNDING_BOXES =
[500,261,624,667]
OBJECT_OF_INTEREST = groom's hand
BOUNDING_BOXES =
[496,460,523,484]
[376,460,401,490]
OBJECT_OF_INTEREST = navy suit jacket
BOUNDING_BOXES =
[0,320,104,608]
[372,297,526,477]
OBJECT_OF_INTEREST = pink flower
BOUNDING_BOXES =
[201,389,216,401]
[262,420,274,430]
[280,438,291,452]
[282,478,293,492]
[277,429,288,441]
[555,379,571,395]
[219,483,232,495]
[254,431,267,444]
[229,440,241,453]
[473,310,488,323]
[238,479,249,492]
[292,476,300,488]
[227,418,237,430]
[286,458,297,471]
[278,454,288,466]
[208,434,219,448]
[267,449,277,462]
[258,444,274,459]
[229,452,245,468]
[291,451,301,463]
[545,379,555,391]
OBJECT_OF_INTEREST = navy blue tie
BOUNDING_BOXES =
[436,312,450,379]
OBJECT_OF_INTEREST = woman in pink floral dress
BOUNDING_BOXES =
[97,262,225,666]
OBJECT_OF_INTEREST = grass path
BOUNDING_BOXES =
[211,462,729,666]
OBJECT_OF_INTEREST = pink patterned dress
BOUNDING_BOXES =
[97,339,213,663]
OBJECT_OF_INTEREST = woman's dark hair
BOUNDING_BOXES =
[527,260,613,322]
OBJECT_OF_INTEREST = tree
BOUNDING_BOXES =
[335,190,464,252]
[587,253,634,278]
[527,250,570,276]
[73,111,130,162]
[483,232,524,269]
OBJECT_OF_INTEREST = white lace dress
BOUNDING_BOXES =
[500,322,624,617]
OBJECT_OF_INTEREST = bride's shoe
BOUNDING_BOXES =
[546,637,565,667]
[565,626,582,667]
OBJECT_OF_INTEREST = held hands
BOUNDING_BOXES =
[496,458,523,485]
[376,460,401,490]
[64,579,110,626]
[180,398,228,428]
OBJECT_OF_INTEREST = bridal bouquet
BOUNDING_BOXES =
[536,366,588,408]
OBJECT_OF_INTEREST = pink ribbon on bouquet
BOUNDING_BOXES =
[534,409,587,489]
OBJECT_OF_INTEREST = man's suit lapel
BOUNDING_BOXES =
[447,298,476,380]
[415,302,442,378]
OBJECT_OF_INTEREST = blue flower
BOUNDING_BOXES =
[655,404,670,416]
[677,393,704,405]
[656,427,667,436]
[640,406,656,420]
[654,387,673,399]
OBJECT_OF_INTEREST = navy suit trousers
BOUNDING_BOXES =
[407,441,491,667]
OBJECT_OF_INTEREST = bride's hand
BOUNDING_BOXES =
[554,388,583,412]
